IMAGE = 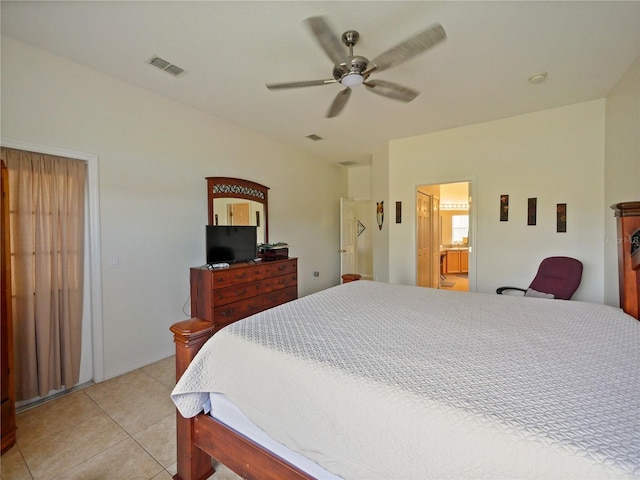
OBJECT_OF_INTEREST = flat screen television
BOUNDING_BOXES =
[206,225,257,264]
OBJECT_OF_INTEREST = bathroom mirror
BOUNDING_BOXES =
[207,177,269,244]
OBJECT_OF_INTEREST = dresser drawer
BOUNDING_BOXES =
[263,285,297,310]
[262,259,297,279]
[262,273,297,294]
[211,267,261,288]
[214,297,263,328]
[191,259,297,330]
[212,281,262,307]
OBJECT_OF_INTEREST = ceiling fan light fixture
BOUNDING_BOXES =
[341,73,364,88]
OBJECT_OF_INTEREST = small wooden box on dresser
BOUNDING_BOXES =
[190,258,298,332]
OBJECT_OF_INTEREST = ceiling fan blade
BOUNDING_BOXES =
[327,88,351,118]
[266,79,337,90]
[305,16,347,65]
[364,79,419,102]
[370,23,446,72]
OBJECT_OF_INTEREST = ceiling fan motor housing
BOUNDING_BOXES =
[333,56,370,84]
[349,56,369,73]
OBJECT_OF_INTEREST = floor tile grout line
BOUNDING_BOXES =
[13,442,36,480]
[83,368,173,413]
[125,363,179,477]
[9,357,179,480]
[83,375,177,475]
[20,392,127,480]
[107,372,179,479]
[48,397,172,480]
[47,437,133,480]
[21,393,171,480]
[128,421,175,477]
[18,391,141,479]
[16,391,109,462]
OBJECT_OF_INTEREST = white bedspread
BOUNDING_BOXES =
[172,281,640,479]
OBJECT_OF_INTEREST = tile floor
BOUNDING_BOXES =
[0,356,241,480]
[440,274,469,292]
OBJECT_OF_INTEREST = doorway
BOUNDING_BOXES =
[2,138,103,406]
[340,197,374,282]
[417,181,471,292]
[340,197,356,280]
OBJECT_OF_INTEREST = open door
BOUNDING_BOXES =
[418,181,471,292]
[416,192,432,287]
[340,197,356,280]
[416,191,441,288]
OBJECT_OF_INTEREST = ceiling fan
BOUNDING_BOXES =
[266,16,447,118]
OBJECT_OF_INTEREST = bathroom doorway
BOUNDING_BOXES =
[417,181,472,292]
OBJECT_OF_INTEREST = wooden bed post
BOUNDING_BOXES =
[171,319,216,480]
[611,202,640,320]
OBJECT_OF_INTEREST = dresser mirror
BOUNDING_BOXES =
[207,177,269,244]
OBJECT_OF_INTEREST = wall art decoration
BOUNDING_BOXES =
[357,220,366,237]
[500,194,509,221]
[528,198,537,226]
[376,201,384,230]
[557,203,567,232]
[396,201,402,223]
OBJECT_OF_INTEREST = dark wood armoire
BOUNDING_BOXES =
[611,201,640,320]
[1,160,16,454]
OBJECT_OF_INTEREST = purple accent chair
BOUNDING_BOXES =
[496,256,583,300]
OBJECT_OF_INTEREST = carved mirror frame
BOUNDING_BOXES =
[206,177,269,243]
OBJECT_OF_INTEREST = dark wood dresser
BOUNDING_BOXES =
[190,258,297,332]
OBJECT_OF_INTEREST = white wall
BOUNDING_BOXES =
[371,145,390,282]
[354,200,373,279]
[1,36,346,379]
[348,166,373,279]
[604,56,640,307]
[387,100,606,303]
[348,165,372,201]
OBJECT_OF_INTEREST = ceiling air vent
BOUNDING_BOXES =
[147,55,187,77]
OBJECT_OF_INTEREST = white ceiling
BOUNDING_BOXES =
[2,1,639,165]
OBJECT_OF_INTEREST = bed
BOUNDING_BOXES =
[170,280,640,480]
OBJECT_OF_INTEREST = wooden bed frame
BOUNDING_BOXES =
[171,318,316,480]
[171,201,640,480]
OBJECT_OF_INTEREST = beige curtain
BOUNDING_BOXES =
[1,147,87,401]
